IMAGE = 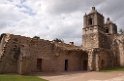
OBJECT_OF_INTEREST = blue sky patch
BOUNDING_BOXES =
[16,4,36,16]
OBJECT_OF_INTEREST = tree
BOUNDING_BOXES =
[119,28,124,34]
[33,36,40,39]
[53,38,64,43]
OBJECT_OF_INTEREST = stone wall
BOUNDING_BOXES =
[0,34,33,74]
[112,34,124,66]
[0,34,87,74]
[86,48,113,71]
[26,39,86,73]
[98,32,113,49]
[83,33,99,48]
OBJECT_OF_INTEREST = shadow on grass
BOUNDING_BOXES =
[100,67,124,72]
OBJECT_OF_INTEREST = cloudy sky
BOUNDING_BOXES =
[0,0,124,45]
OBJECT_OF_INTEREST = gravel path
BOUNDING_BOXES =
[34,71,124,81]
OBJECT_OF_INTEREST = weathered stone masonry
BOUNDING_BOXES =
[0,7,124,74]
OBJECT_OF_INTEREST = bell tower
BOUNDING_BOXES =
[82,7,105,49]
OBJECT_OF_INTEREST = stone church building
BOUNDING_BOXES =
[0,7,124,74]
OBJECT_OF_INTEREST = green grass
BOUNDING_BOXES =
[100,67,124,72]
[0,74,48,81]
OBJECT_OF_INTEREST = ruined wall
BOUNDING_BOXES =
[18,45,31,74]
[28,39,85,73]
[28,39,56,72]
[112,34,124,66]
[86,48,112,71]
[83,29,122,71]
[0,35,21,73]
[0,34,10,60]
[98,50,110,70]
[1,32,121,74]
[0,34,31,74]
[55,50,84,72]
[0,34,86,74]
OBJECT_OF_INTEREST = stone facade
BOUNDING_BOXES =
[0,7,124,74]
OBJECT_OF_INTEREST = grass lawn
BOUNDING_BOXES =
[0,74,48,81]
[100,67,124,72]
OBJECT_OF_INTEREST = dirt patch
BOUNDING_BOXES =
[34,71,124,81]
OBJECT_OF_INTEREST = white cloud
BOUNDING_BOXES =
[0,0,124,45]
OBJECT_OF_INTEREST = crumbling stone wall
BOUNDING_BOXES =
[27,39,85,73]
[28,39,57,72]
[0,34,31,74]
[55,50,84,72]
[0,34,21,73]
[86,48,112,71]
[0,34,10,61]
[0,34,87,74]
[112,34,124,66]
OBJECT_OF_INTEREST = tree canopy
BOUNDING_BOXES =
[119,28,124,34]
[53,38,64,43]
